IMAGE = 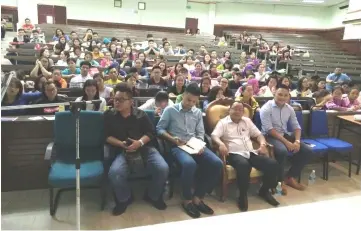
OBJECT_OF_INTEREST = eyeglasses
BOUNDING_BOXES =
[114,97,130,103]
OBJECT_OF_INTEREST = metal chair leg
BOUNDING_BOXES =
[49,187,54,216]
[348,152,352,178]
[326,153,329,181]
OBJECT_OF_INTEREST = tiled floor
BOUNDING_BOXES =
[2,162,360,230]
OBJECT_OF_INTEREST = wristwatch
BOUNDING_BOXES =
[139,139,144,147]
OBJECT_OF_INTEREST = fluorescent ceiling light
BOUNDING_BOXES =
[302,0,325,3]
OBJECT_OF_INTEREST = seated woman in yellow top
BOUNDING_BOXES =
[91,46,104,60]
[104,67,122,86]
[235,84,259,114]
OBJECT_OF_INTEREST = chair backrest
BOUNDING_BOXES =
[54,111,104,162]
[143,109,158,128]
[254,111,262,131]
[205,98,252,133]
[287,110,304,137]
[309,110,329,137]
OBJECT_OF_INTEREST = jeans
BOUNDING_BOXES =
[171,147,223,200]
[266,136,313,181]
[227,152,279,195]
[108,146,169,203]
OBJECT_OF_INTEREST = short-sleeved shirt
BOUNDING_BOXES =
[167,85,185,96]
[326,73,351,91]
[144,47,160,55]
[62,68,81,75]
[260,99,301,136]
[212,116,261,159]
[147,78,167,88]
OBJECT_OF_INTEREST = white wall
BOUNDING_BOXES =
[17,0,66,24]
[1,0,18,7]
[329,3,348,28]
[215,3,329,29]
[186,2,209,33]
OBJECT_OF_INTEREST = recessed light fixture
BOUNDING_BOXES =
[302,0,325,3]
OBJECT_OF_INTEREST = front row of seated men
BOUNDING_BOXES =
[103,83,313,218]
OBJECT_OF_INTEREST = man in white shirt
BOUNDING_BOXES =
[211,102,280,212]
[139,91,174,116]
[255,64,269,83]
[69,61,92,88]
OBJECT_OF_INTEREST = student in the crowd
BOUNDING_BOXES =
[52,28,69,41]
[134,59,149,79]
[21,18,34,33]
[217,60,233,73]
[183,56,195,71]
[1,18,6,40]
[58,36,70,51]
[201,54,212,70]
[69,46,84,59]
[229,72,243,90]
[70,38,83,52]
[119,52,133,69]
[340,81,352,95]
[31,80,67,115]
[52,68,67,88]
[235,84,259,114]
[245,52,259,71]
[179,67,192,82]
[311,78,326,92]
[38,47,55,66]
[76,51,99,67]
[279,76,291,89]
[101,51,116,69]
[109,43,121,60]
[209,63,220,79]
[260,84,313,194]
[104,67,122,86]
[124,46,135,61]
[210,50,219,64]
[326,68,351,91]
[220,51,231,64]
[212,101,280,211]
[62,58,81,78]
[255,64,269,83]
[169,63,183,79]
[12,28,30,43]
[158,61,168,78]
[217,37,227,47]
[137,52,149,68]
[309,75,320,92]
[190,62,203,80]
[30,57,52,78]
[219,78,233,97]
[203,86,225,111]
[198,45,208,56]
[238,51,248,67]
[185,28,193,35]
[34,76,47,92]
[344,87,360,110]
[258,75,278,97]
[55,51,70,66]
[291,77,312,97]
[82,28,93,42]
[325,86,349,111]
[147,66,167,88]
[91,46,104,60]
[278,50,292,69]
[312,90,333,110]
[105,83,169,215]
[139,91,174,116]
[124,73,140,97]
[75,79,106,111]
[160,42,174,56]
[144,40,160,56]
[30,29,45,44]
[69,61,93,88]
[93,73,114,99]
[69,31,81,46]
[200,76,211,97]
[2,78,42,115]
[157,83,222,218]
[167,74,185,97]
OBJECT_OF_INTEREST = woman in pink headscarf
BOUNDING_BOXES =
[235,78,259,98]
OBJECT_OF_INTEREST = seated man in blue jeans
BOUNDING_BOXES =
[156,83,223,219]
[260,84,313,195]
[104,83,169,216]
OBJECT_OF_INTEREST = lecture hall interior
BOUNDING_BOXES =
[1,0,361,230]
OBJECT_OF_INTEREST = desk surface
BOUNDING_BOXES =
[337,115,361,126]
[121,196,361,231]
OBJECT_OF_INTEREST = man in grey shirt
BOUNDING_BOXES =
[260,84,312,194]
[156,83,222,219]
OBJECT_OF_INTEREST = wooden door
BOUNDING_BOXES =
[185,17,198,34]
[37,4,54,24]
[54,6,67,24]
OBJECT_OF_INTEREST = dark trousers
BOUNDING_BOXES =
[1,26,5,39]
[227,152,279,195]
[266,135,313,181]
[171,147,223,200]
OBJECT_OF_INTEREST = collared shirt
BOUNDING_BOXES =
[104,107,155,146]
[255,72,269,82]
[326,73,350,91]
[260,99,301,136]
[30,37,45,44]
[212,116,261,159]
[69,74,92,88]
[156,103,205,142]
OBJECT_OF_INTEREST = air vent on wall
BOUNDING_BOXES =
[339,5,349,10]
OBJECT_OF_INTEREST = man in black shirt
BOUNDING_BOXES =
[147,66,167,89]
[229,72,244,90]
[104,83,169,216]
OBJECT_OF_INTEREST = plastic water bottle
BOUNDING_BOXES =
[163,181,170,201]
[275,182,282,196]
[308,170,316,185]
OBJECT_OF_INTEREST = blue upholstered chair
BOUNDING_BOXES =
[45,111,106,216]
[309,110,353,179]
[290,110,329,180]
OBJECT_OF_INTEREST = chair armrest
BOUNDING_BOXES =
[103,144,111,160]
[204,134,213,150]
[44,142,55,161]
[205,134,226,163]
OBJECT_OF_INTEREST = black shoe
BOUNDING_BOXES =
[194,201,214,215]
[143,193,167,210]
[182,202,201,218]
[259,191,280,207]
[238,194,248,212]
[112,194,133,216]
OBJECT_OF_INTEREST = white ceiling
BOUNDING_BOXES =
[189,0,349,7]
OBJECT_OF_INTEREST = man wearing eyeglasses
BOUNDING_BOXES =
[211,102,280,212]
[104,83,169,216]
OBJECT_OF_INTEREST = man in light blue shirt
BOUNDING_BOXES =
[326,68,350,91]
[156,83,222,219]
[260,84,312,194]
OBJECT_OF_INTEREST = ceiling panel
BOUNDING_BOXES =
[189,0,349,7]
